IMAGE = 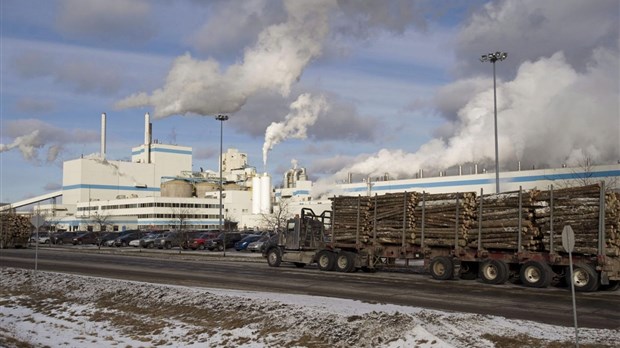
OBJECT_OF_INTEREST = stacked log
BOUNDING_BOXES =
[0,213,32,248]
[330,196,372,243]
[535,184,620,256]
[469,191,543,251]
[372,192,419,245]
[415,192,477,247]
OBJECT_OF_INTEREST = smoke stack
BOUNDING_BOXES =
[518,161,521,171]
[100,113,106,159]
[347,172,353,184]
[144,112,151,164]
[474,164,478,174]
[458,165,462,176]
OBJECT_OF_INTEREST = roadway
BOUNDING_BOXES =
[1,247,618,330]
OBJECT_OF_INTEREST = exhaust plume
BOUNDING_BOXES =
[333,48,619,180]
[116,1,335,118]
[262,93,328,167]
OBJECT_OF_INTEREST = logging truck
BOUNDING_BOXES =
[0,212,32,249]
[265,183,620,292]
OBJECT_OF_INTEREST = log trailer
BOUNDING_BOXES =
[265,183,620,292]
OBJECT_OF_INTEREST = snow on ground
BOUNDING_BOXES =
[0,267,618,348]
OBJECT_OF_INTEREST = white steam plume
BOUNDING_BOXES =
[116,1,336,118]
[333,48,620,180]
[0,130,43,161]
[262,93,328,167]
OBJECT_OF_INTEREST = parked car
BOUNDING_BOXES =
[129,238,142,247]
[188,231,220,250]
[154,231,181,249]
[72,232,98,245]
[207,232,244,251]
[96,232,118,246]
[234,234,263,251]
[114,231,144,247]
[53,231,78,245]
[30,232,52,244]
[180,230,204,249]
[247,234,275,253]
[139,232,164,248]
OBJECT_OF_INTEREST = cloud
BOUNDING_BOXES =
[453,0,619,78]
[333,48,619,180]
[55,0,155,44]
[14,98,56,114]
[0,119,99,163]
[10,49,124,96]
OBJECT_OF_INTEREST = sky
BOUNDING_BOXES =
[1,0,619,203]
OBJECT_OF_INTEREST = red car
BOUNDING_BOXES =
[189,231,219,250]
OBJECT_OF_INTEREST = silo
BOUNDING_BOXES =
[252,176,261,214]
[161,180,193,197]
[260,173,271,214]
[195,182,219,198]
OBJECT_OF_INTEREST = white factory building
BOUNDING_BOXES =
[4,112,620,233]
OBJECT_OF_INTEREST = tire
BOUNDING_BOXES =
[429,256,454,280]
[57,240,63,245]
[217,244,224,252]
[335,252,356,273]
[266,248,281,267]
[294,262,306,268]
[316,250,336,271]
[459,262,478,280]
[121,241,127,247]
[520,261,553,288]
[165,242,171,249]
[198,245,205,250]
[479,260,509,285]
[569,263,599,292]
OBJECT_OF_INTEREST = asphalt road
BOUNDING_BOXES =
[1,247,618,330]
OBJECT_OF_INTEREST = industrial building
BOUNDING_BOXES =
[3,112,620,233]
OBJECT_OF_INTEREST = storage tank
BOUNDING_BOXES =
[260,173,271,214]
[161,180,193,197]
[252,176,261,214]
[195,182,219,198]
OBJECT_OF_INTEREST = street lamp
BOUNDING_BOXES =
[480,51,507,194]
[215,114,229,256]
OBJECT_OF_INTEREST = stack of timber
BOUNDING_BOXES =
[415,192,477,247]
[0,213,32,249]
[372,192,419,245]
[535,184,620,256]
[470,190,542,251]
[330,195,372,243]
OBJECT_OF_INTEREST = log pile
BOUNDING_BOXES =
[535,184,620,256]
[468,191,542,251]
[372,192,419,245]
[415,192,477,247]
[0,213,32,248]
[330,196,372,243]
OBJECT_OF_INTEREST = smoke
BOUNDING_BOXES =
[116,0,336,118]
[333,48,620,180]
[0,119,98,163]
[262,93,329,167]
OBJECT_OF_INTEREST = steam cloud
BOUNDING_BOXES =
[116,1,335,118]
[334,48,619,180]
[0,119,99,163]
[262,93,328,167]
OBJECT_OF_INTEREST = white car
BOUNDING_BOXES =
[129,239,141,247]
[30,233,51,244]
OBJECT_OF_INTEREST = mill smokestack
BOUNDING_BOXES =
[101,113,106,159]
[144,112,151,164]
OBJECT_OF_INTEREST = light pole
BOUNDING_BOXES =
[480,51,507,194]
[215,114,229,256]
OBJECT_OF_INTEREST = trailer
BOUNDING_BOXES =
[265,183,620,292]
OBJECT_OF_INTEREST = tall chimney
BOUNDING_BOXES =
[100,113,106,159]
[144,113,151,164]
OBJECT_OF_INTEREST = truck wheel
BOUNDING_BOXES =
[479,260,509,285]
[335,252,355,273]
[317,250,335,271]
[266,248,281,267]
[569,263,599,292]
[429,256,454,280]
[520,261,553,288]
